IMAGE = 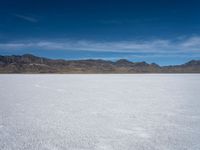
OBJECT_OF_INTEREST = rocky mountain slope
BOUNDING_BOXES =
[0,54,199,73]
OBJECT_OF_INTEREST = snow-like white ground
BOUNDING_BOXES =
[0,74,200,150]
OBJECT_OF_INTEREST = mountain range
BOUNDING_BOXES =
[0,54,200,73]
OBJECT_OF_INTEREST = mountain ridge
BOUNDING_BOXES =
[0,54,200,73]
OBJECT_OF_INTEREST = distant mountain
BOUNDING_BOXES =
[0,54,200,73]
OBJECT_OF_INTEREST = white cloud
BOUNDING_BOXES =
[0,36,200,53]
[13,14,38,23]
[179,36,200,51]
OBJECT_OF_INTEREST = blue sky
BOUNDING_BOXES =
[0,0,200,65]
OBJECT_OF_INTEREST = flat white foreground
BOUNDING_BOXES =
[0,74,200,150]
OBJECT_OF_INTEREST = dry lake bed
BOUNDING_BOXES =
[0,74,200,150]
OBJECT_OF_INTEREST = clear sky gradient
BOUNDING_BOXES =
[0,0,200,65]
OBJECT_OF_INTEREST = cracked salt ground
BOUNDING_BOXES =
[0,74,200,150]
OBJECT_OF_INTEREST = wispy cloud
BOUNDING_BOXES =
[180,36,200,51]
[98,20,123,25]
[98,18,159,25]
[0,36,200,54]
[13,14,38,23]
